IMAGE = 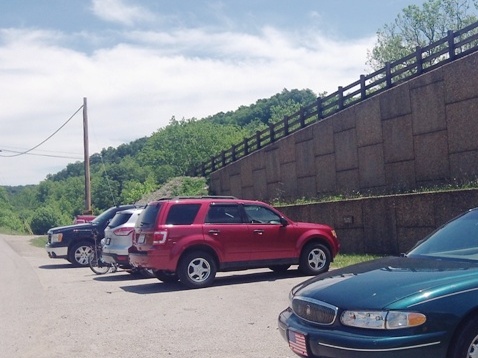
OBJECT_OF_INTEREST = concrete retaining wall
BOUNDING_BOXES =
[210,51,478,202]
[278,189,478,255]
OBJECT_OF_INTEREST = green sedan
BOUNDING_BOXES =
[278,207,478,358]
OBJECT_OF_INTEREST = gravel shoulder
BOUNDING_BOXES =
[0,234,305,358]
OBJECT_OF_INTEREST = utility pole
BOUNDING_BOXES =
[83,97,92,214]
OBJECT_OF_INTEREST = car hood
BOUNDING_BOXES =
[293,256,478,309]
[293,221,332,230]
[48,222,95,233]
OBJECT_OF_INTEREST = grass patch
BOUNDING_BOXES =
[0,227,26,235]
[30,236,48,248]
[331,253,383,269]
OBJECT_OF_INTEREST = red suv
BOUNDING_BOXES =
[129,196,340,288]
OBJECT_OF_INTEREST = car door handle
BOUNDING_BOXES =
[208,229,220,236]
[253,229,264,235]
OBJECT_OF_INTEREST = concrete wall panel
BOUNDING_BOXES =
[383,115,414,163]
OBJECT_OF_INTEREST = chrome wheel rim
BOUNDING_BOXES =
[467,333,478,358]
[75,245,92,265]
[308,248,326,271]
[187,258,211,283]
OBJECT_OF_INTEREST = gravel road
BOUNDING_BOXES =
[0,234,306,358]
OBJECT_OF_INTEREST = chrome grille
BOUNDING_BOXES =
[292,296,338,325]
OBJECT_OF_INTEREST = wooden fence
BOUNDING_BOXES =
[192,21,478,177]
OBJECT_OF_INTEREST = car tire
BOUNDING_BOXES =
[269,264,291,273]
[177,251,217,289]
[69,241,93,267]
[154,270,179,283]
[299,243,331,275]
[450,317,478,358]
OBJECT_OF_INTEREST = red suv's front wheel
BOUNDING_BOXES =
[299,243,331,275]
[178,251,217,289]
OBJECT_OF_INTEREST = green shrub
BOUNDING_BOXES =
[30,207,64,234]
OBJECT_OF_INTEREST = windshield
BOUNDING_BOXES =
[408,209,478,261]
[92,207,117,225]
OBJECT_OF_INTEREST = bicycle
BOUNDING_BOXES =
[89,230,118,275]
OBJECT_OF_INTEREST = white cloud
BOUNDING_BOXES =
[90,0,154,26]
[0,22,374,186]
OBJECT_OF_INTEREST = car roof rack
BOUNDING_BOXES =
[156,195,238,200]
[175,196,238,200]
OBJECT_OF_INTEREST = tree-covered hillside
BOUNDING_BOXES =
[1,88,317,234]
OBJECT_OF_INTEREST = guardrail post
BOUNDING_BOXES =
[211,156,216,171]
[386,62,392,88]
[284,116,289,135]
[448,30,456,60]
[256,131,261,149]
[221,150,226,166]
[338,86,344,110]
[269,123,275,142]
[415,46,423,75]
[299,109,306,128]
[244,138,249,155]
[317,97,322,120]
[360,75,366,100]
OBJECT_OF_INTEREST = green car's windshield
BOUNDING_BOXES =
[408,209,478,260]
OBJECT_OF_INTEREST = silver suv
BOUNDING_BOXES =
[102,208,143,270]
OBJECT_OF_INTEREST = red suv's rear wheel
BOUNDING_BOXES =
[178,251,217,289]
[154,270,179,283]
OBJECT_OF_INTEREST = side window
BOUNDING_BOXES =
[166,204,200,225]
[244,205,281,224]
[206,204,243,224]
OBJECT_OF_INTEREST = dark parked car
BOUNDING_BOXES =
[278,207,478,358]
[129,196,340,288]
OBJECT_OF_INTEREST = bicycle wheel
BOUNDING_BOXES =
[89,251,110,275]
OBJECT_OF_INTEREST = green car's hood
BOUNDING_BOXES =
[294,256,478,309]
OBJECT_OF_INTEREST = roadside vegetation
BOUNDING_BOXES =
[30,236,47,248]
[331,254,383,269]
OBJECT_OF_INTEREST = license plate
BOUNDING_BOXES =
[288,330,308,357]
[138,234,146,244]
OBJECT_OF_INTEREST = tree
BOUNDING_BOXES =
[30,206,65,234]
[139,117,248,178]
[367,0,478,71]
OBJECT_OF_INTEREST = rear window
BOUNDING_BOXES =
[166,204,201,225]
[137,203,163,229]
[205,204,243,224]
[108,212,132,228]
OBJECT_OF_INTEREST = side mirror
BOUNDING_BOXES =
[280,217,289,227]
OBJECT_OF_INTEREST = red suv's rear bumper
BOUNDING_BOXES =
[129,249,176,271]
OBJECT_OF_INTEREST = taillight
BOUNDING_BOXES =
[113,227,134,236]
[153,230,168,245]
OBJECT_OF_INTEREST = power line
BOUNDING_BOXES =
[0,148,82,160]
[0,104,84,158]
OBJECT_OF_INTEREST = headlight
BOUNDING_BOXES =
[341,310,426,329]
[51,233,63,243]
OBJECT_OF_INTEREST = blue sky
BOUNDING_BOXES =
[0,0,427,186]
